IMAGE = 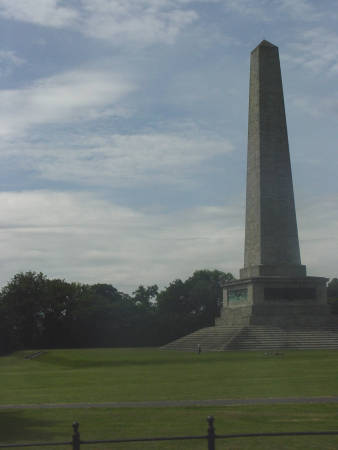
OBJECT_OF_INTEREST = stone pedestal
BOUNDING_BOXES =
[220,276,329,328]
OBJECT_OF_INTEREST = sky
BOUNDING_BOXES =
[0,0,337,293]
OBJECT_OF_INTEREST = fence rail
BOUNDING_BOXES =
[1,416,338,449]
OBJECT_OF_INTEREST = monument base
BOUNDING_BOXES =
[161,276,336,352]
[220,276,329,328]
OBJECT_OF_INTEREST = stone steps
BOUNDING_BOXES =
[161,325,338,352]
[162,326,242,352]
[227,326,338,351]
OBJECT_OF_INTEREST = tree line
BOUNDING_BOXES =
[0,270,234,354]
[1,271,337,355]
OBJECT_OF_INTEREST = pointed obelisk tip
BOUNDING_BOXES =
[251,40,278,53]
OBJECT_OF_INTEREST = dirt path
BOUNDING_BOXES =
[2,396,338,410]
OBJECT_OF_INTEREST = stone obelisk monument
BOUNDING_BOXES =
[162,40,335,351]
[222,40,329,327]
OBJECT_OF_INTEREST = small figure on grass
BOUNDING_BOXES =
[264,351,284,357]
[197,344,202,354]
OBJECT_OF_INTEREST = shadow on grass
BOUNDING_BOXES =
[0,410,58,444]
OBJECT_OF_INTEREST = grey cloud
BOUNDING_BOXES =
[0,50,25,78]
[0,69,135,137]
[0,133,234,188]
[0,0,199,45]
[0,0,78,27]
[0,189,335,292]
[285,28,338,75]
[0,190,243,291]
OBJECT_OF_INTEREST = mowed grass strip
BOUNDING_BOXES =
[1,348,338,404]
[1,404,338,449]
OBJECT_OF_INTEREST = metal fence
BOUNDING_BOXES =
[1,416,338,449]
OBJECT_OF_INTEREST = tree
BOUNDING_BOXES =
[328,278,338,300]
[90,284,123,303]
[41,279,85,348]
[155,270,235,343]
[69,283,134,347]
[328,278,338,314]
[0,272,48,349]
[185,270,234,324]
[156,279,189,314]
[0,272,89,350]
[132,285,158,309]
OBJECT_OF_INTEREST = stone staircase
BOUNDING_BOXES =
[227,325,338,351]
[162,325,242,352]
[161,324,338,352]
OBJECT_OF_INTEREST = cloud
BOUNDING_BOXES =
[0,0,78,28]
[290,93,338,118]
[0,69,134,137]
[222,0,270,20]
[79,0,198,45]
[286,28,338,75]
[0,0,199,45]
[0,190,243,291]
[0,133,234,188]
[0,50,25,77]
[298,196,338,279]
[0,50,24,67]
[0,0,333,50]
[278,0,321,21]
[0,190,335,292]
[221,0,325,22]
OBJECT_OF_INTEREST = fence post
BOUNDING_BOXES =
[207,416,215,450]
[72,421,81,450]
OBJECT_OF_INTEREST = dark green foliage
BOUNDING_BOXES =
[0,272,48,350]
[132,285,158,309]
[328,278,338,314]
[156,270,234,343]
[0,269,234,353]
[328,278,338,300]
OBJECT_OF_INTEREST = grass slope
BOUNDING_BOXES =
[1,348,338,405]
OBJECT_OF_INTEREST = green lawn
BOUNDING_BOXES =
[1,348,338,404]
[1,405,338,449]
[2,348,338,449]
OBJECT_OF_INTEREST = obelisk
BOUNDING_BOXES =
[161,40,334,350]
[221,40,328,326]
[240,40,306,279]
